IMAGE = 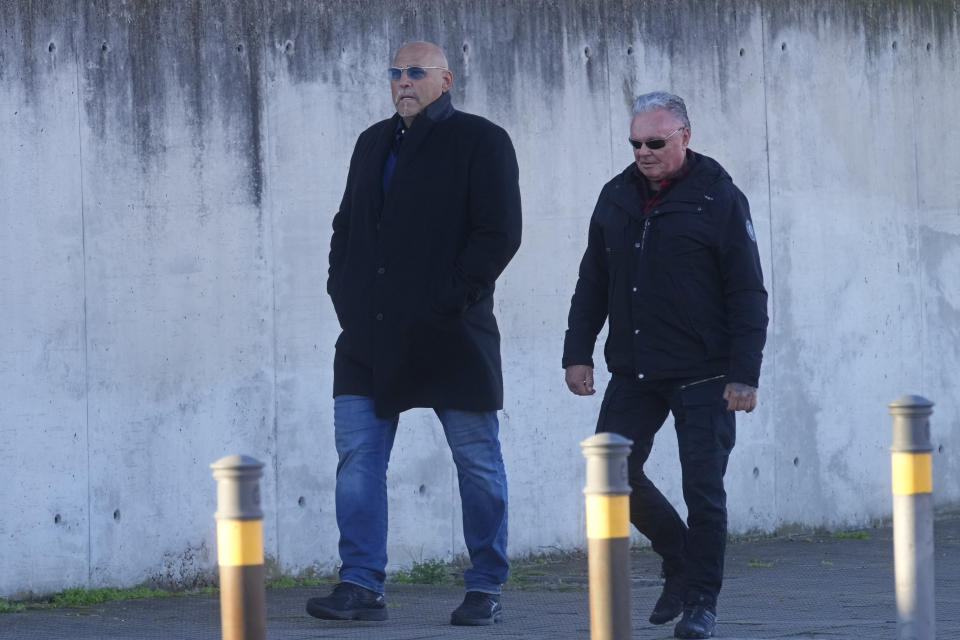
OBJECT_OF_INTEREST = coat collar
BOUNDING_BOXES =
[607,151,727,216]
[380,93,456,205]
[394,91,454,156]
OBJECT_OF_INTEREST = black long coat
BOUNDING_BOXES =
[328,92,522,417]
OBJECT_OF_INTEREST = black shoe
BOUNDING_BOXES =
[673,605,716,639]
[306,582,388,621]
[450,591,503,626]
[649,588,684,625]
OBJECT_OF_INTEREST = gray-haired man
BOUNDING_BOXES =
[563,91,768,639]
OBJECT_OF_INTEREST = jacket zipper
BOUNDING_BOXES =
[640,219,650,253]
[678,374,726,390]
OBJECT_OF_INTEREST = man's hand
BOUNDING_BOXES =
[723,382,758,412]
[565,365,595,396]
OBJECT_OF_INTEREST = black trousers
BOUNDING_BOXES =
[596,373,735,607]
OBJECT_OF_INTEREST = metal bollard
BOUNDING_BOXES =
[211,455,266,640]
[888,396,935,640]
[581,433,633,640]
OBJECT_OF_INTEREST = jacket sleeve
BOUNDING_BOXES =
[562,202,609,369]
[717,188,768,387]
[440,125,522,310]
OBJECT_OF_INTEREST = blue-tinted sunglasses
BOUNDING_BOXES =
[387,65,448,80]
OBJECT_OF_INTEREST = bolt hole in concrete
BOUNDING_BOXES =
[101,41,108,52]
[781,42,786,51]
[113,509,121,521]
[627,46,633,55]
[418,484,426,495]
[939,445,944,453]
[926,42,932,51]
[298,496,306,507]
[583,45,591,58]
[48,42,56,52]
[237,43,244,53]
[793,457,799,466]
[752,467,760,478]
[462,43,468,53]
[284,40,293,53]
[54,514,62,524]
[892,40,897,50]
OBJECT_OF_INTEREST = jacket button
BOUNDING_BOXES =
[634,329,639,334]
[375,313,383,321]
[637,373,645,380]
[377,267,386,275]
[634,242,641,248]
[632,286,637,292]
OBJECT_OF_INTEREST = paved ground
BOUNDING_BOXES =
[2,511,958,639]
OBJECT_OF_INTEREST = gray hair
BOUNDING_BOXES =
[632,91,691,130]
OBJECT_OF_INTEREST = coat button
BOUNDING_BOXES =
[637,373,645,380]
[377,267,386,275]
[634,242,641,248]
[632,286,637,292]
[375,313,383,321]
[634,329,639,334]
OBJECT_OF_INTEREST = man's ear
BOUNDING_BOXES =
[442,70,454,92]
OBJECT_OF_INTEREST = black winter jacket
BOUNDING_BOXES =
[329,93,522,417]
[562,152,768,387]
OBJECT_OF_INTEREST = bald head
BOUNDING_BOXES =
[393,41,449,69]
[390,41,453,126]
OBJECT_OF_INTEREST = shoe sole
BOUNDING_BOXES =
[450,611,504,626]
[650,610,683,625]
[306,601,388,621]
[673,627,712,639]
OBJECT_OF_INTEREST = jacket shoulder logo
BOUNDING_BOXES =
[745,219,757,242]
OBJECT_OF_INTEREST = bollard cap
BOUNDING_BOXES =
[888,397,934,453]
[581,433,633,495]
[211,454,265,473]
[887,395,933,415]
[211,454,265,521]
[580,432,633,453]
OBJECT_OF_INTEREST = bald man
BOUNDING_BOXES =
[307,41,521,626]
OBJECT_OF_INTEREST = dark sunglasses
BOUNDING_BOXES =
[387,65,448,80]
[628,127,685,150]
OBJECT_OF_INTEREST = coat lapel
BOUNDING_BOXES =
[383,92,455,204]
[366,118,398,215]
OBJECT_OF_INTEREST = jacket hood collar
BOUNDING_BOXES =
[607,151,731,214]
[621,151,729,190]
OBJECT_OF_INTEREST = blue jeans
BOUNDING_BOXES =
[334,394,509,594]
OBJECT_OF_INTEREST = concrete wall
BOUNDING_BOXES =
[1,0,958,596]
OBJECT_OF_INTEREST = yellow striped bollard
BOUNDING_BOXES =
[581,432,633,640]
[888,396,935,640]
[211,455,266,640]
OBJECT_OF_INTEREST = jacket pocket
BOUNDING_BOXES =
[432,273,470,316]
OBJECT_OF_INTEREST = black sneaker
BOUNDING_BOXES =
[450,591,503,626]
[649,586,684,625]
[306,582,388,621]
[673,604,716,639]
